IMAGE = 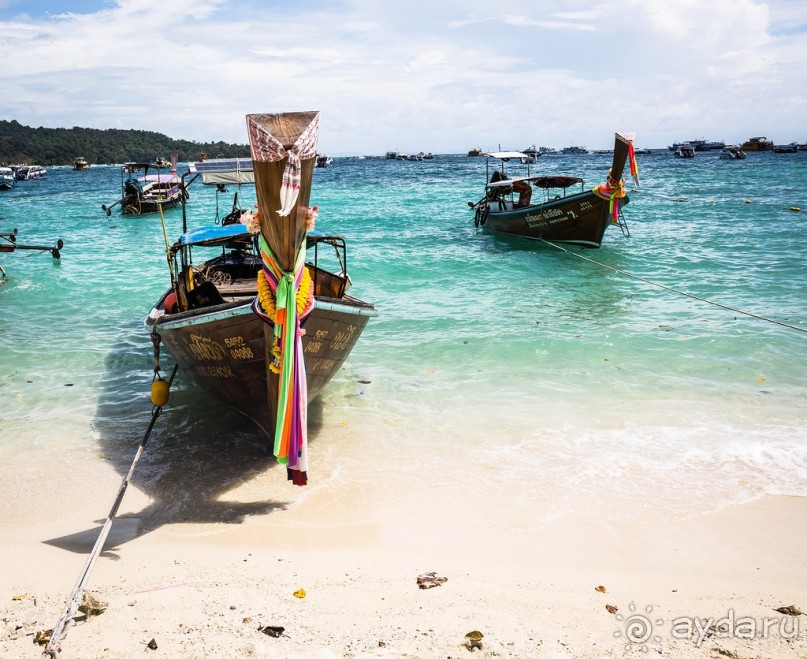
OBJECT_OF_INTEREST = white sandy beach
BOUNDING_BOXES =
[2,446,805,658]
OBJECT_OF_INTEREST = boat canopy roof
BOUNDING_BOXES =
[485,151,528,160]
[141,173,180,183]
[124,162,172,171]
[188,158,254,185]
[487,175,584,189]
[177,224,253,248]
[175,225,342,252]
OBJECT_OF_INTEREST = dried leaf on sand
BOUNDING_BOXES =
[78,592,107,618]
[417,572,448,589]
[774,605,803,616]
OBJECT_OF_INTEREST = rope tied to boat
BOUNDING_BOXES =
[42,363,179,657]
[252,234,315,486]
[538,239,807,334]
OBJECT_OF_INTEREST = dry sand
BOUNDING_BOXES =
[2,453,806,659]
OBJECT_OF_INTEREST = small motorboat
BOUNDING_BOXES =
[719,146,746,160]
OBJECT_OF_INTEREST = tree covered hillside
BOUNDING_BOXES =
[0,120,250,166]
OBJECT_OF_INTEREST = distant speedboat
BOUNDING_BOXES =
[73,156,90,171]
[0,167,15,190]
[675,144,695,158]
[719,146,746,160]
[315,154,333,167]
[468,147,483,157]
[521,145,540,160]
[561,145,589,155]
[15,165,47,180]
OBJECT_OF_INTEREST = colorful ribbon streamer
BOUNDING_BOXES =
[252,235,314,485]
[627,141,640,188]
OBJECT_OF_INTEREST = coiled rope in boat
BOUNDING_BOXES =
[537,238,807,334]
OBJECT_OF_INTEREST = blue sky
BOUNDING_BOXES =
[1,0,806,153]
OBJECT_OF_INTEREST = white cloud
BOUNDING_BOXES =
[502,14,596,31]
[1,0,805,151]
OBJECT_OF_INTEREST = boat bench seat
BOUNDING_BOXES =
[492,200,514,212]
[216,280,258,297]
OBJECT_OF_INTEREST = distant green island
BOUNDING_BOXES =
[0,120,250,166]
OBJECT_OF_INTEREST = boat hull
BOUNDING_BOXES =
[148,296,376,440]
[122,195,182,215]
[475,190,624,248]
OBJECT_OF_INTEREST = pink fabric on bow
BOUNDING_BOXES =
[247,114,320,216]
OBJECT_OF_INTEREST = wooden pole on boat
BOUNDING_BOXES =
[156,203,178,299]
[42,365,179,658]
[248,112,317,271]
[610,133,631,183]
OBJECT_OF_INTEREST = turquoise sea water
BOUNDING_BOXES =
[1,152,805,529]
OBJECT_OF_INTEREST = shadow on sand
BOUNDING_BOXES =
[44,334,325,556]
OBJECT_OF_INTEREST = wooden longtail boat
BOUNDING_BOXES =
[102,158,186,216]
[471,133,634,248]
[146,112,377,485]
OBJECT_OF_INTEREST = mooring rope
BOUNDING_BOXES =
[43,363,179,658]
[537,239,807,334]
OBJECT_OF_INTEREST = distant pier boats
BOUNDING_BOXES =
[668,139,725,152]
[741,136,773,151]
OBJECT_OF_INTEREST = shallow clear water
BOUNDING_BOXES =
[1,152,805,527]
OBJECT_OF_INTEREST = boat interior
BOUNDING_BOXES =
[485,175,586,212]
[163,228,353,314]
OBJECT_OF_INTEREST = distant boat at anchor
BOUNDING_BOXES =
[469,133,633,249]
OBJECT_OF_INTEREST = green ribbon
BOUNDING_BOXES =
[259,235,307,461]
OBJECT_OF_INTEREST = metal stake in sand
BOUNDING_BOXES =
[42,364,179,658]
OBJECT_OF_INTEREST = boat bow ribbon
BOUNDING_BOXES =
[247,113,320,216]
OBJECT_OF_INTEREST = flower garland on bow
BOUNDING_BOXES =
[252,234,316,486]
[593,136,641,222]
[593,171,627,223]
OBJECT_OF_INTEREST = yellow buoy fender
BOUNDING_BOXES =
[151,378,170,407]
